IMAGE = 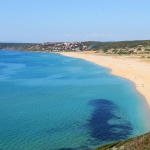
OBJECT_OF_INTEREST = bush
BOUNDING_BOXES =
[137,47,142,50]
[112,49,118,53]
[102,48,108,53]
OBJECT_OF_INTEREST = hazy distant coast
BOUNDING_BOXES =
[1,40,150,56]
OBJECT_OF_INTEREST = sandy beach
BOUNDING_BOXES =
[60,51,150,108]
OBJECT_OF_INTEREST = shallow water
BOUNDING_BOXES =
[0,50,150,150]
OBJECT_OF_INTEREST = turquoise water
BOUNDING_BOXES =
[0,50,150,150]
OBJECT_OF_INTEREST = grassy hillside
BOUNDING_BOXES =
[95,131,150,150]
[83,40,150,54]
[0,43,38,50]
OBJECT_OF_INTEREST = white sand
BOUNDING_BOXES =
[59,52,150,107]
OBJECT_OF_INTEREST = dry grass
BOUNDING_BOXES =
[95,132,150,150]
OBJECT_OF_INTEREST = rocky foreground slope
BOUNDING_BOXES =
[95,131,150,150]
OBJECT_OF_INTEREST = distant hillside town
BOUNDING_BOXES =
[29,42,89,52]
[0,42,89,52]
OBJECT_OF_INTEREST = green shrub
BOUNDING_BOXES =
[137,47,142,50]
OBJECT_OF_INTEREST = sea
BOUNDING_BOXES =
[0,50,150,150]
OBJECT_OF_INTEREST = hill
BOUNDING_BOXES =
[83,40,150,54]
[0,43,38,51]
[0,40,150,55]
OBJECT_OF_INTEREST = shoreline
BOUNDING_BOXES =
[59,51,150,108]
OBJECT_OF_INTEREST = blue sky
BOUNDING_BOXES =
[0,0,150,43]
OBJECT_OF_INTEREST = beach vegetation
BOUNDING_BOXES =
[138,47,142,50]
[145,48,150,51]
[112,49,118,53]
[102,48,108,53]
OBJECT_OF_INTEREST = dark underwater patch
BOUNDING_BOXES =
[56,148,74,150]
[88,99,132,142]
